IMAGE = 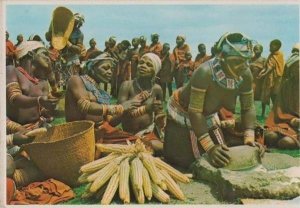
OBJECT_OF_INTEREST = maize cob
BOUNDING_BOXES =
[130,157,143,192]
[78,172,91,184]
[139,153,161,185]
[151,181,170,203]
[160,169,185,201]
[157,170,168,191]
[119,157,130,203]
[154,157,190,183]
[101,168,120,205]
[96,143,133,153]
[89,156,124,192]
[80,153,120,173]
[142,166,152,200]
[87,154,127,182]
[130,174,145,204]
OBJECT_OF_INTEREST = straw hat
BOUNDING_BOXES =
[15,41,44,60]
[22,121,95,187]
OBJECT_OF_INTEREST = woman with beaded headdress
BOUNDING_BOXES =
[164,32,265,169]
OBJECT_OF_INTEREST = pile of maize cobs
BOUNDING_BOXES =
[78,139,190,204]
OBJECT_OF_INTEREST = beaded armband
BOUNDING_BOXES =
[7,82,22,104]
[129,106,147,117]
[77,98,91,114]
[6,134,14,146]
[244,129,255,144]
[198,133,215,152]
[188,87,206,113]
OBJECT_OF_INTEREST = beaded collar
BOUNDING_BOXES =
[210,58,243,90]
[81,75,111,104]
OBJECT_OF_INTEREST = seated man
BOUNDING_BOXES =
[65,53,142,143]
[118,53,165,154]
[6,41,59,133]
[164,32,264,169]
[264,44,299,149]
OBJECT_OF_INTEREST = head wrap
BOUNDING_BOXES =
[177,35,186,41]
[28,34,42,41]
[218,32,254,59]
[85,52,114,72]
[15,41,45,60]
[74,13,85,23]
[286,51,299,68]
[142,53,161,75]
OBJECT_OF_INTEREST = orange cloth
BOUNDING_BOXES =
[10,178,75,205]
[6,40,15,56]
[95,121,137,144]
[149,42,163,57]
[7,178,16,204]
[139,45,150,57]
[265,105,299,144]
[265,51,285,77]
[173,44,190,64]
[194,54,211,69]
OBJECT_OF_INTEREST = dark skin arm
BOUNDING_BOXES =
[188,66,230,167]
[69,77,141,116]
[6,66,57,109]
[240,69,265,156]
[67,33,84,54]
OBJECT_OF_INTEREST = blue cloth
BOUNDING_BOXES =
[80,76,111,104]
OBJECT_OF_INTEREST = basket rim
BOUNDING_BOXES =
[23,120,95,146]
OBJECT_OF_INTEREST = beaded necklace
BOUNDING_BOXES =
[210,58,243,90]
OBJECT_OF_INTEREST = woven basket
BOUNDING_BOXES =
[22,121,95,187]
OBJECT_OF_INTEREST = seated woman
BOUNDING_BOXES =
[264,45,300,149]
[118,53,165,154]
[65,53,142,144]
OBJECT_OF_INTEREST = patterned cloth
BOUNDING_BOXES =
[80,75,111,104]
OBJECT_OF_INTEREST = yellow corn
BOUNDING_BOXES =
[130,157,143,192]
[131,178,145,204]
[89,155,127,193]
[154,157,190,183]
[157,170,168,191]
[142,166,152,200]
[94,181,109,200]
[119,157,130,203]
[101,169,120,205]
[139,153,161,185]
[80,153,120,173]
[96,143,133,153]
[78,172,92,184]
[87,154,127,182]
[151,181,170,203]
[160,169,185,201]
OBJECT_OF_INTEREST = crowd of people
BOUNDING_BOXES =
[5,9,300,204]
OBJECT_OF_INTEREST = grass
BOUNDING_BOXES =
[50,87,298,205]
